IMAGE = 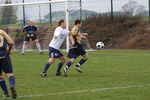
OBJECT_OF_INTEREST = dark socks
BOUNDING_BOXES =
[76,58,87,68]
[57,62,64,72]
[9,76,16,87]
[0,78,8,94]
[65,61,73,70]
[43,61,51,73]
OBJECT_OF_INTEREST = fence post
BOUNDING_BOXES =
[49,0,52,26]
[111,0,114,21]
[80,0,82,20]
[148,0,150,23]
[23,0,26,26]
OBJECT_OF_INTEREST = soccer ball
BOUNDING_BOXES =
[96,42,105,49]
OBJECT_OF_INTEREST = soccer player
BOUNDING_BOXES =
[41,19,69,77]
[0,29,17,98]
[21,21,43,55]
[63,19,88,76]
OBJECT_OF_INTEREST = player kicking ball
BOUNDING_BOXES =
[41,19,70,77]
[64,19,88,77]
[0,29,17,99]
[21,21,43,55]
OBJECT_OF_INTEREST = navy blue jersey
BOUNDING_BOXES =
[0,39,8,50]
[23,25,37,34]
[0,29,14,74]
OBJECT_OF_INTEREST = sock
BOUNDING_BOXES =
[43,61,51,73]
[36,42,42,52]
[76,58,87,68]
[9,76,16,87]
[0,78,9,94]
[22,43,26,53]
[65,61,73,70]
[57,62,64,73]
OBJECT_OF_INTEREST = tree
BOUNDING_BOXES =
[1,0,18,25]
[122,0,145,16]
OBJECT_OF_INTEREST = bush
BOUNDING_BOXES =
[82,14,148,49]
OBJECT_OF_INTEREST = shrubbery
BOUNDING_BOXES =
[82,14,149,49]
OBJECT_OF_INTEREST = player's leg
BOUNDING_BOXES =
[56,56,66,76]
[21,41,28,55]
[63,48,78,76]
[0,75,9,97]
[4,54,17,99]
[74,46,88,73]
[34,39,43,54]
[6,73,17,99]
[63,58,75,77]
[41,47,57,77]
[75,54,88,73]
[41,58,55,77]
[0,58,9,97]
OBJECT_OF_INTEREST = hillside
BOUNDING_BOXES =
[4,14,150,50]
[82,15,150,49]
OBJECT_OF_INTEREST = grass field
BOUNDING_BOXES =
[0,49,150,100]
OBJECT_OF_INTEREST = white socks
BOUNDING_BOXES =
[36,42,42,52]
[22,43,26,54]
[22,42,42,53]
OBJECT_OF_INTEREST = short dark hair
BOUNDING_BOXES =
[74,19,81,25]
[58,19,65,26]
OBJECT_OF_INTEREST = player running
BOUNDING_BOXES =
[21,21,43,55]
[64,19,88,76]
[41,19,70,77]
[0,29,17,99]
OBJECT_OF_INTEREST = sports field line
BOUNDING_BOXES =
[13,56,130,62]
[1,84,150,99]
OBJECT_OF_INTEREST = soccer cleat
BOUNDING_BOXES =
[21,53,25,55]
[74,67,83,73]
[3,93,10,98]
[10,86,17,99]
[63,68,68,77]
[56,72,61,76]
[41,72,47,77]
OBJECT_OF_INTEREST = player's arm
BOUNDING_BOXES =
[33,26,38,34]
[53,28,61,39]
[82,33,88,36]
[23,27,27,34]
[81,34,87,39]
[2,30,14,54]
[81,33,88,39]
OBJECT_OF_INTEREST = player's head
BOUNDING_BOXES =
[58,19,66,28]
[74,19,82,28]
[29,21,35,26]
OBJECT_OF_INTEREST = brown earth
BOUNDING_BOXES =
[3,15,150,50]
[82,15,150,49]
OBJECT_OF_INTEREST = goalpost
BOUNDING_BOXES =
[0,0,81,52]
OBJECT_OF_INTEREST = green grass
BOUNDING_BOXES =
[0,49,150,100]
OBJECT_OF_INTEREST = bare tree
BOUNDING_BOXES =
[122,0,145,16]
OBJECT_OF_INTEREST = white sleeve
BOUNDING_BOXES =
[54,28,61,36]
[66,29,70,36]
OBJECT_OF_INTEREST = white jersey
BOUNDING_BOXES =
[49,27,69,50]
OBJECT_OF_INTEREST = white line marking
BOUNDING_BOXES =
[1,84,150,99]
[13,56,129,62]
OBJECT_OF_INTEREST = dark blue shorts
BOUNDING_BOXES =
[67,44,86,59]
[49,47,64,58]
[0,50,13,74]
